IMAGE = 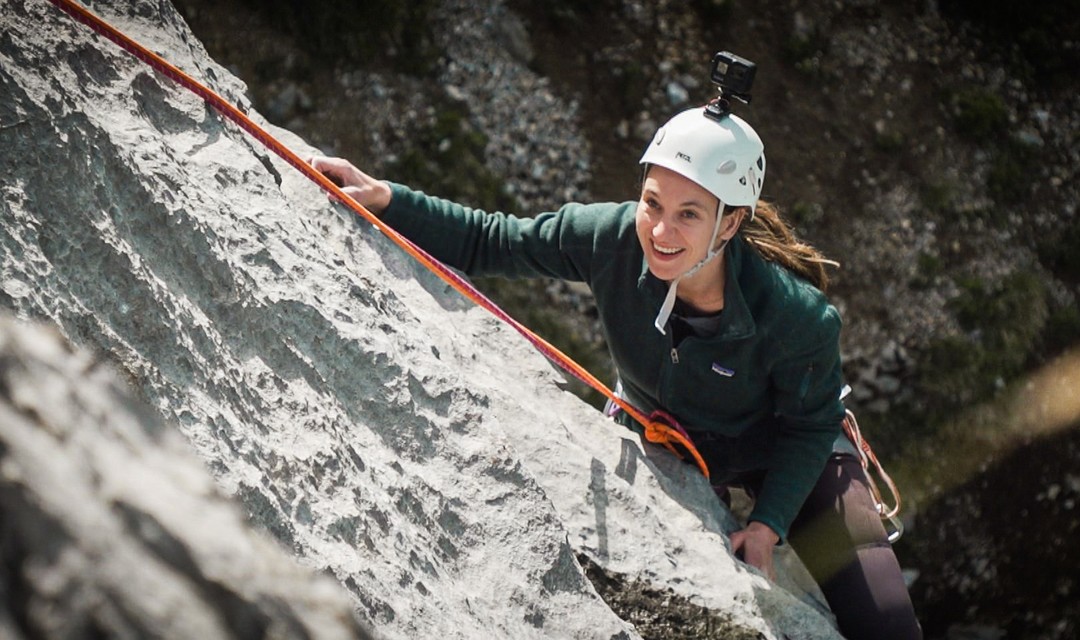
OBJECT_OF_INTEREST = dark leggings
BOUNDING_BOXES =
[786,454,922,640]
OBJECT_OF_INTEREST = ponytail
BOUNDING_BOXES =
[738,201,838,292]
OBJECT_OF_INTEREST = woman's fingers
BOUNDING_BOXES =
[730,525,778,580]
[309,156,351,187]
[307,156,392,214]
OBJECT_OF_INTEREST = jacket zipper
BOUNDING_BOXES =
[657,339,678,408]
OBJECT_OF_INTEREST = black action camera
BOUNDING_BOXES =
[705,51,756,120]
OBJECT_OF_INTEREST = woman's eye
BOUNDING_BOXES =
[680,209,699,220]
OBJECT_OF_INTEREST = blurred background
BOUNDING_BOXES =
[170,1,1079,637]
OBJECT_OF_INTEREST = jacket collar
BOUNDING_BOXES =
[637,235,757,341]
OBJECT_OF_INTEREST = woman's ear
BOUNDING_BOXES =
[717,207,749,243]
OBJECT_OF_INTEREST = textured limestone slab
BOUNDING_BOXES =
[0,1,839,638]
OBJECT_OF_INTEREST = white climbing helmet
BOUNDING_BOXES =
[639,107,767,334]
[639,107,766,213]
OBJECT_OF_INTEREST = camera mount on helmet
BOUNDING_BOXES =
[704,51,756,122]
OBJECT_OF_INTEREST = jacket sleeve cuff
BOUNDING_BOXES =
[747,509,789,545]
[380,181,414,224]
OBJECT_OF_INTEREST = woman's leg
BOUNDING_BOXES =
[787,454,922,640]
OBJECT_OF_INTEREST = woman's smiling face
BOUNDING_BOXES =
[635,165,722,283]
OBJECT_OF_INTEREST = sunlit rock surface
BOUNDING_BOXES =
[0,1,840,638]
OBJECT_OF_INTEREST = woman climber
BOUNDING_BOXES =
[309,92,921,640]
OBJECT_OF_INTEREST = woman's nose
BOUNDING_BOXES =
[652,217,671,238]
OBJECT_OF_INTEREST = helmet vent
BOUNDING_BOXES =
[717,160,737,175]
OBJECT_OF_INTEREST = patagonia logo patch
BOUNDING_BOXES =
[711,363,735,377]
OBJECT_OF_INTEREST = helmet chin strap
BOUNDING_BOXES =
[654,206,730,334]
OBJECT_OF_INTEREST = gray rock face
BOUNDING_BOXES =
[0,1,841,638]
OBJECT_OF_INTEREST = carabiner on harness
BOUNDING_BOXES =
[883,509,905,544]
[842,405,904,542]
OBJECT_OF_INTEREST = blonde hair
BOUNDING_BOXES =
[738,201,838,292]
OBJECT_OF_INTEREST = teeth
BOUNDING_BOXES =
[653,242,682,255]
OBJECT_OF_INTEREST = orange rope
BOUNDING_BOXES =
[45,0,711,480]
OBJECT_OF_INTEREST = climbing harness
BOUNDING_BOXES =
[843,408,904,542]
[45,0,711,480]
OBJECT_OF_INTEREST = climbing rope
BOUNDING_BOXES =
[45,0,712,480]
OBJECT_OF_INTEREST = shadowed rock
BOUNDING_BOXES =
[0,315,373,639]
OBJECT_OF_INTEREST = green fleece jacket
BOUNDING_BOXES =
[382,183,845,541]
